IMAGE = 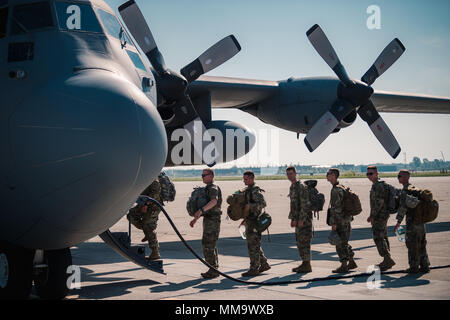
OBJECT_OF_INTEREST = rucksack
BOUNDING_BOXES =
[186,187,209,217]
[158,171,176,202]
[411,189,439,224]
[226,191,247,221]
[380,181,399,214]
[255,212,272,233]
[337,185,362,216]
[303,180,325,212]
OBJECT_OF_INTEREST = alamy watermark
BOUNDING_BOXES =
[366,265,381,289]
[367,5,381,30]
[169,121,280,166]
[67,265,81,289]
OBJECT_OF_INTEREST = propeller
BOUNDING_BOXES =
[304,24,405,158]
[119,0,241,166]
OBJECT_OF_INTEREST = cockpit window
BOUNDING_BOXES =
[126,50,146,71]
[11,2,54,35]
[0,7,7,38]
[95,8,132,44]
[55,2,102,33]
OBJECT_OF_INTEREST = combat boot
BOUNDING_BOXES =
[201,269,219,279]
[241,268,260,277]
[259,262,271,273]
[332,262,349,273]
[419,265,430,273]
[295,261,312,273]
[406,266,419,274]
[347,258,358,270]
[378,256,395,272]
[147,247,161,260]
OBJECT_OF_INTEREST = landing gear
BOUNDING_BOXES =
[33,248,72,300]
[0,242,34,300]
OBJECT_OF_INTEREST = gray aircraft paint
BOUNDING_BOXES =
[1,0,166,249]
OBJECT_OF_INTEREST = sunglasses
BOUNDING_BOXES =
[366,172,375,176]
[202,173,211,177]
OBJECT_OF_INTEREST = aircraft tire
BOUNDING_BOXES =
[34,248,72,300]
[0,242,34,300]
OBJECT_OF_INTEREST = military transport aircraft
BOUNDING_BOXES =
[1,0,449,299]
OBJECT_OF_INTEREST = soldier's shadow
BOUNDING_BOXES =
[297,272,429,290]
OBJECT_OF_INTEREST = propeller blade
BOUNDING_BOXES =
[361,38,405,86]
[180,35,241,83]
[358,100,401,158]
[306,24,353,87]
[170,96,219,166]
[119,0,167,75]
[304,100,354,152]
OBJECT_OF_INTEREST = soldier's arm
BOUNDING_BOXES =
[249,190,266,217]
[297,185,311,222]
[202,186,219,214]
[395,190,407,223]
[329,187,344,225]
[370,183,386,218]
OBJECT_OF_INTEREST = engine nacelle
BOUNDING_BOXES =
[243,77,357,134]
[165,120,255,167]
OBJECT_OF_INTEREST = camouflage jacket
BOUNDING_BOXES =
[369,180,389,219]
[288,180,311,222]
[329,182,353,225]
[244,184,266,220]
[140,179,162,213]
[204,183,222,216]
[396,183,417,224]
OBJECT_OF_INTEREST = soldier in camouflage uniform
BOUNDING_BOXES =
[127,176,163,260]
[394,169,430,273]
[240,171,271,277]
[366,166,396,271]
[286,166,313,273]
[190,169,222,279]
[327,168,357,273]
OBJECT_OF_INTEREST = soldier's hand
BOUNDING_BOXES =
[394,222,401,233]
[190,218,198,228]
[290,220,296,228]
[332,224,337,231]
[194,210,202,219]
[367,217,373,225]
[297,220,304,228]
[140,205,148,213]
[245,204,250,213]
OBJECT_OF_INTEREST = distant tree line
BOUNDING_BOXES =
[164,156,450,178]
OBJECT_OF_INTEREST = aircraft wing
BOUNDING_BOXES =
[188,76,450,113]
[372,91,450,114]
[187,75,279,109]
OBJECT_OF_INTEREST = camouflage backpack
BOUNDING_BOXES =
[158,171,176,202]
[226,191,247,221]
[186,187,209,217]
[380,181,399,214]
[408,188,439,224]
[303,180,325,213]
[337,185,362,216]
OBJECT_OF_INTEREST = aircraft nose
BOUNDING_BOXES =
[5,70,167,249]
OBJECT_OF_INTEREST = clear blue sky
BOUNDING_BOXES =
[106,0,450,167]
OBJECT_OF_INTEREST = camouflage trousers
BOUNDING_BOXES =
[335,222,355,263]
[371,216,391,258]
[129,210,160,248]
[202,215,221,269]
[405,221,430,269]
[295,217,313,262]
[246,219,268,270]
